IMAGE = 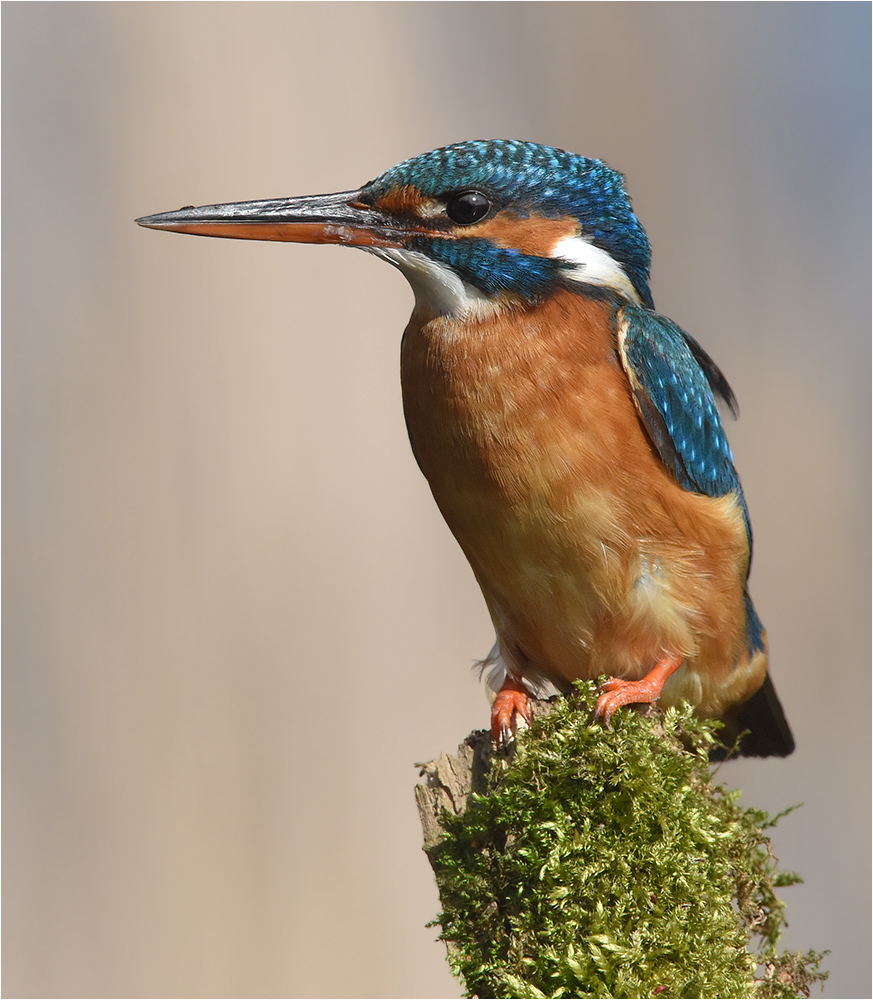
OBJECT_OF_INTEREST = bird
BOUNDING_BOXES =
[137,139,794,758]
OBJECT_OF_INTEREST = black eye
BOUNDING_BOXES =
[445,190,491,225]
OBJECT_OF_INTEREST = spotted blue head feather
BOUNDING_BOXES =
[362,140,654,308]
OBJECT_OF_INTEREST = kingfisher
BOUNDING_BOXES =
[137,139,794,757]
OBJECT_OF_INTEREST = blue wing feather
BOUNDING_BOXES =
[618,305,775,713]
[617,304,754,556]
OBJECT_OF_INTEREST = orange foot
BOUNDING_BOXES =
[491,675,532,745]
[593,654,684,728]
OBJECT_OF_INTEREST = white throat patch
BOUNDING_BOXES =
[551,235,643,305]
[365,246,500,320]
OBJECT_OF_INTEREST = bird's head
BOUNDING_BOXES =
[137,140,653,317]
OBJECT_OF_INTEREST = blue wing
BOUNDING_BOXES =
[617,303,750,535]
[617,305,770,693]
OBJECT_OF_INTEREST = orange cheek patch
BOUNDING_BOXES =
[459,212,578,256]
[371,185,432,217]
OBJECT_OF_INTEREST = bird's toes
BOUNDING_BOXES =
[491,682,531,746]
[593,678,641,726]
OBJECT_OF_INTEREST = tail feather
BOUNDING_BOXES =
[713,673,795,759]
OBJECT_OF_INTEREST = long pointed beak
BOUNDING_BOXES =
[136,190,405,248]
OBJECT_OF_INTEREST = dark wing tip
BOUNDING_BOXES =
[681,332,739,419]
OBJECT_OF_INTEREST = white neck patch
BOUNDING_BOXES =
[551,234,643,305]
[365,246,502,320]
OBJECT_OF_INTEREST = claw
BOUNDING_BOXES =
[491,676,531,745]
[593,655,684,727]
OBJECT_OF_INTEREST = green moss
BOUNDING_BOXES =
[426,682,826,999]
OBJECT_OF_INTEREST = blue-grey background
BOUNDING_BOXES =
[4,3,869,997]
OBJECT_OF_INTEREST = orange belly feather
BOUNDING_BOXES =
[400,288,766,718]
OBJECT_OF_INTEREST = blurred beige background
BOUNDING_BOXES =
[3,4,869,998]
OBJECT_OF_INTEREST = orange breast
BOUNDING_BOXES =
[401,289,759,715]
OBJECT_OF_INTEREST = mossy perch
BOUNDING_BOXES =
[415,681,826,999]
